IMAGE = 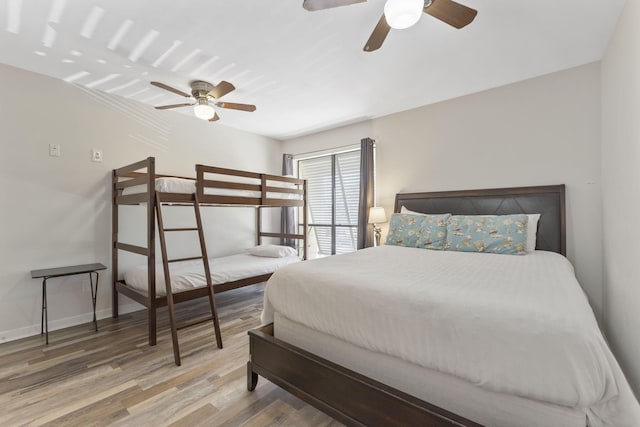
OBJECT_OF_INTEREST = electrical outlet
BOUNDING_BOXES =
[49,144,61,157]
[92,149,103,162]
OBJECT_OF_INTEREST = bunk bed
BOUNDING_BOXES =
[112,157,307,365]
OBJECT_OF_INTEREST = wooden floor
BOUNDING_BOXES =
[0,285,343,427]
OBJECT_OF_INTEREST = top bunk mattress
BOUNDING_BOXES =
[262,246,640,426]
[121,176,300,200]
[124,252,300,296]
[123,177,196,195]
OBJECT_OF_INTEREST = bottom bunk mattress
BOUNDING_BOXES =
[261,246,640,427]
[124,252,300,296]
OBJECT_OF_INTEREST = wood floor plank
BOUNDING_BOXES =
[168,403,219,427]
[241,398,297,426]
[121,357,222,408]
[0,284,342,426]
[30,380,138,426]
[37,385,139,427]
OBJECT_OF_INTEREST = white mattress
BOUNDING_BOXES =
[124,252,300,296]
[121,176,300,200]
[262,246,640,426]
[274,312,587,427]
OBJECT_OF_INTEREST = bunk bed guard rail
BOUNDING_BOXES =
[195,164,308,260]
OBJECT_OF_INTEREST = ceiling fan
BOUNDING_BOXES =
[150,80,256,122]
[303,0,478,52]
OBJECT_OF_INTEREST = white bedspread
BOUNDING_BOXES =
[262,246,640,426]
[125,253,300,296]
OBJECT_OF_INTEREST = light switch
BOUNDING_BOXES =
[49,144,61,157]
[92,149,103,162]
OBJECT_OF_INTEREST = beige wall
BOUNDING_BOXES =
[0,63,281,342]
[284,62,604,319]
[602,0,640,393]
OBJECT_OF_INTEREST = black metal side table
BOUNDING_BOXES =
[30,263,107,344]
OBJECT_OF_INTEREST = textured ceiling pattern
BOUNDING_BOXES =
[0,0,625,139]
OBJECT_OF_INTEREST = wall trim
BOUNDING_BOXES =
[0,303,142,344]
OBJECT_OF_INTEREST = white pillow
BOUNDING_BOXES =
[526,213,540,252]
[400,206,426,215]
[248,244,297,258]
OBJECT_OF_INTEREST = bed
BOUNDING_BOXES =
[112,157,307,365]
[248,185,640,426]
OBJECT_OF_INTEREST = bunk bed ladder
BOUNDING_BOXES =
[155,191,223,366]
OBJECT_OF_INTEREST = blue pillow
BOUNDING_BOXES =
[385,213,450,250]
[445,214,528,255]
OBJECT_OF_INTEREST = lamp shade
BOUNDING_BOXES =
[193,100,215,120]
[384,0,423,30]
[368,206,387,224]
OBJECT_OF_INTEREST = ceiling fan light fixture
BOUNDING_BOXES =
[193,99,215,120]
[384,0,424,29]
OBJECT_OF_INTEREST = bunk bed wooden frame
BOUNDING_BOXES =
[112,157,307,364]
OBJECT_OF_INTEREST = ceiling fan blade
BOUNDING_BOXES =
[363,15,391,52]
[155,103,194,110]
[209,112,220,122]
[150,81,191,98]
[207,81,236,99]
[424,0,477,29]
[215,102,257,112]
[303,0,366,11]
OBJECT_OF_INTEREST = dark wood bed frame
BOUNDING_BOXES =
[247,184,566,426]
[112,157,307,364]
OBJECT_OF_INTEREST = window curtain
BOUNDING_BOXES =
[281,153,296,247]
[357,138,375,249]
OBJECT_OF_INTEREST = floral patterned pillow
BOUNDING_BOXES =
[385,213,450,250]
[445,214,528,255]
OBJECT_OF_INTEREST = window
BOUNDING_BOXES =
[298,149,361,258]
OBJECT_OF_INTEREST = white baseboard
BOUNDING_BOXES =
[0,302,143,344]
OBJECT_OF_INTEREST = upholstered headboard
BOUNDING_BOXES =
[394,185,566,255]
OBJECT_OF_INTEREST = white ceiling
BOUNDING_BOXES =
[0,0,625,140]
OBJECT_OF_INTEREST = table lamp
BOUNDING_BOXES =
[368,207,387,246]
